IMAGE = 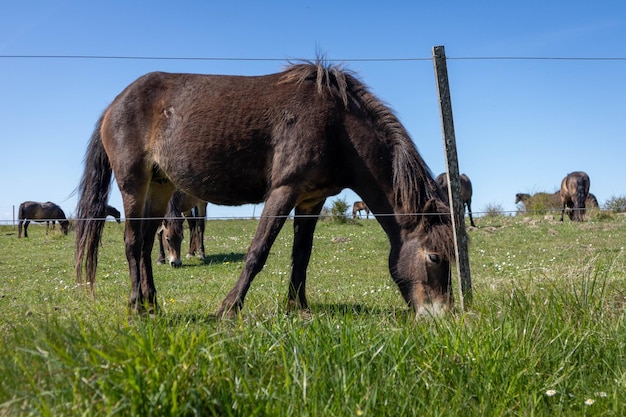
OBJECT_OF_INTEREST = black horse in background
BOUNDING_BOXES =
[436,173,476,227]
[18,201,69,238]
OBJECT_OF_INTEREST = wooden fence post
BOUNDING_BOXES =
[432,45,473,309]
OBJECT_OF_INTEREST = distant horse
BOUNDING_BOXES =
[436,173,476,227]
[352,201,370,219]
[18,201,69,238]
[514,193,531,206]
[515,192,561,213]
[560,171,590,222]
[75,60,455,317]
[105,205,121,223]
[157,190,208,267]
[586,193,599,208]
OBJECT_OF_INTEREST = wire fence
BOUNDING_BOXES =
[2,53,619,227]
[2,54,626,61]
[0,207,597,226]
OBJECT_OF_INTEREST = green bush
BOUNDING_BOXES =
[329,197,349,224]
[483,203,504,217]
[604,195,626,213]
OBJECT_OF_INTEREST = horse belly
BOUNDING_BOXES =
[160,142,270,206]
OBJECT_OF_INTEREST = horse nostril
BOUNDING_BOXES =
[170,260,182,268]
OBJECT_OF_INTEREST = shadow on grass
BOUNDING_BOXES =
[159,302,412,325]
[202,252,245,265]
[156,252,246,269]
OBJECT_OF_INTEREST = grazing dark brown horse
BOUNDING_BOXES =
[352,201,370,219]
[105,205,122,223]
[436,173,476,227]
[560,171,590,222]
[18,201,69,238]
[75,61,455,317]
[157,190,207,267]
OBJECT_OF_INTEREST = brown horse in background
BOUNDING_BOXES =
[515,192,561,213]
[75,60,455,317]
[18,201,69,238]
[560,171,590,222]
[105,205,122,223]
[352,201,370,219]
[436,173,476,227]
[586,193,599,209]
[157,190,207,267]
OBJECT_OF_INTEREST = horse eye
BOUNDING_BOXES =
[427,253,441,264]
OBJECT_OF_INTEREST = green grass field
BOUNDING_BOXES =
[1,213,625,416]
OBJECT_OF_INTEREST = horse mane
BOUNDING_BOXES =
[280,60,442,222]
[164,195,184,235]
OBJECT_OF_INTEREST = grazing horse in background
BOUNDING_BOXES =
[436,173,476,227]
[586,193,599,209]
[105,205,122,223]
[352,201,370,219]
[75,60,456,317]
[18,201,69,238]
[515,192,561,213]
[560,171,590,222]
[157,190,208,267]
[514,193,531,206]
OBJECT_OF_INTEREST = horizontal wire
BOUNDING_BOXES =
[1,55,625,62]
[8,207,591,223]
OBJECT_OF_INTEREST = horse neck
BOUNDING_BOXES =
[54,208,66,220]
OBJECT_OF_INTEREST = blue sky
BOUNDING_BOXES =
[1,1,625,222]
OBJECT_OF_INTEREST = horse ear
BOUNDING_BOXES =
[421,198,446,228]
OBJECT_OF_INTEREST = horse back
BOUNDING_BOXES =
[102,71,345,206]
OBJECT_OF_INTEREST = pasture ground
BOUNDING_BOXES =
[1,213,625,416]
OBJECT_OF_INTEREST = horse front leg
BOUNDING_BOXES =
[196,215,206,259]
[288,200,325,311]
[218,187,295,317]
[139,218,160,315]
[125,218,145,314]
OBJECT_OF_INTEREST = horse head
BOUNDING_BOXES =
[157,217,183,267]
[394,198,455,316]
[59,220,70,235]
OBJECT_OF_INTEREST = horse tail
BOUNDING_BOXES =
[574,177,587,221]
[17,202,25,237]
[75,114,112,295]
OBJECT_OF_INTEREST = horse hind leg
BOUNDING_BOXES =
[288,199,325,311]
[466,201,476,227]
[123,180,174,316]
